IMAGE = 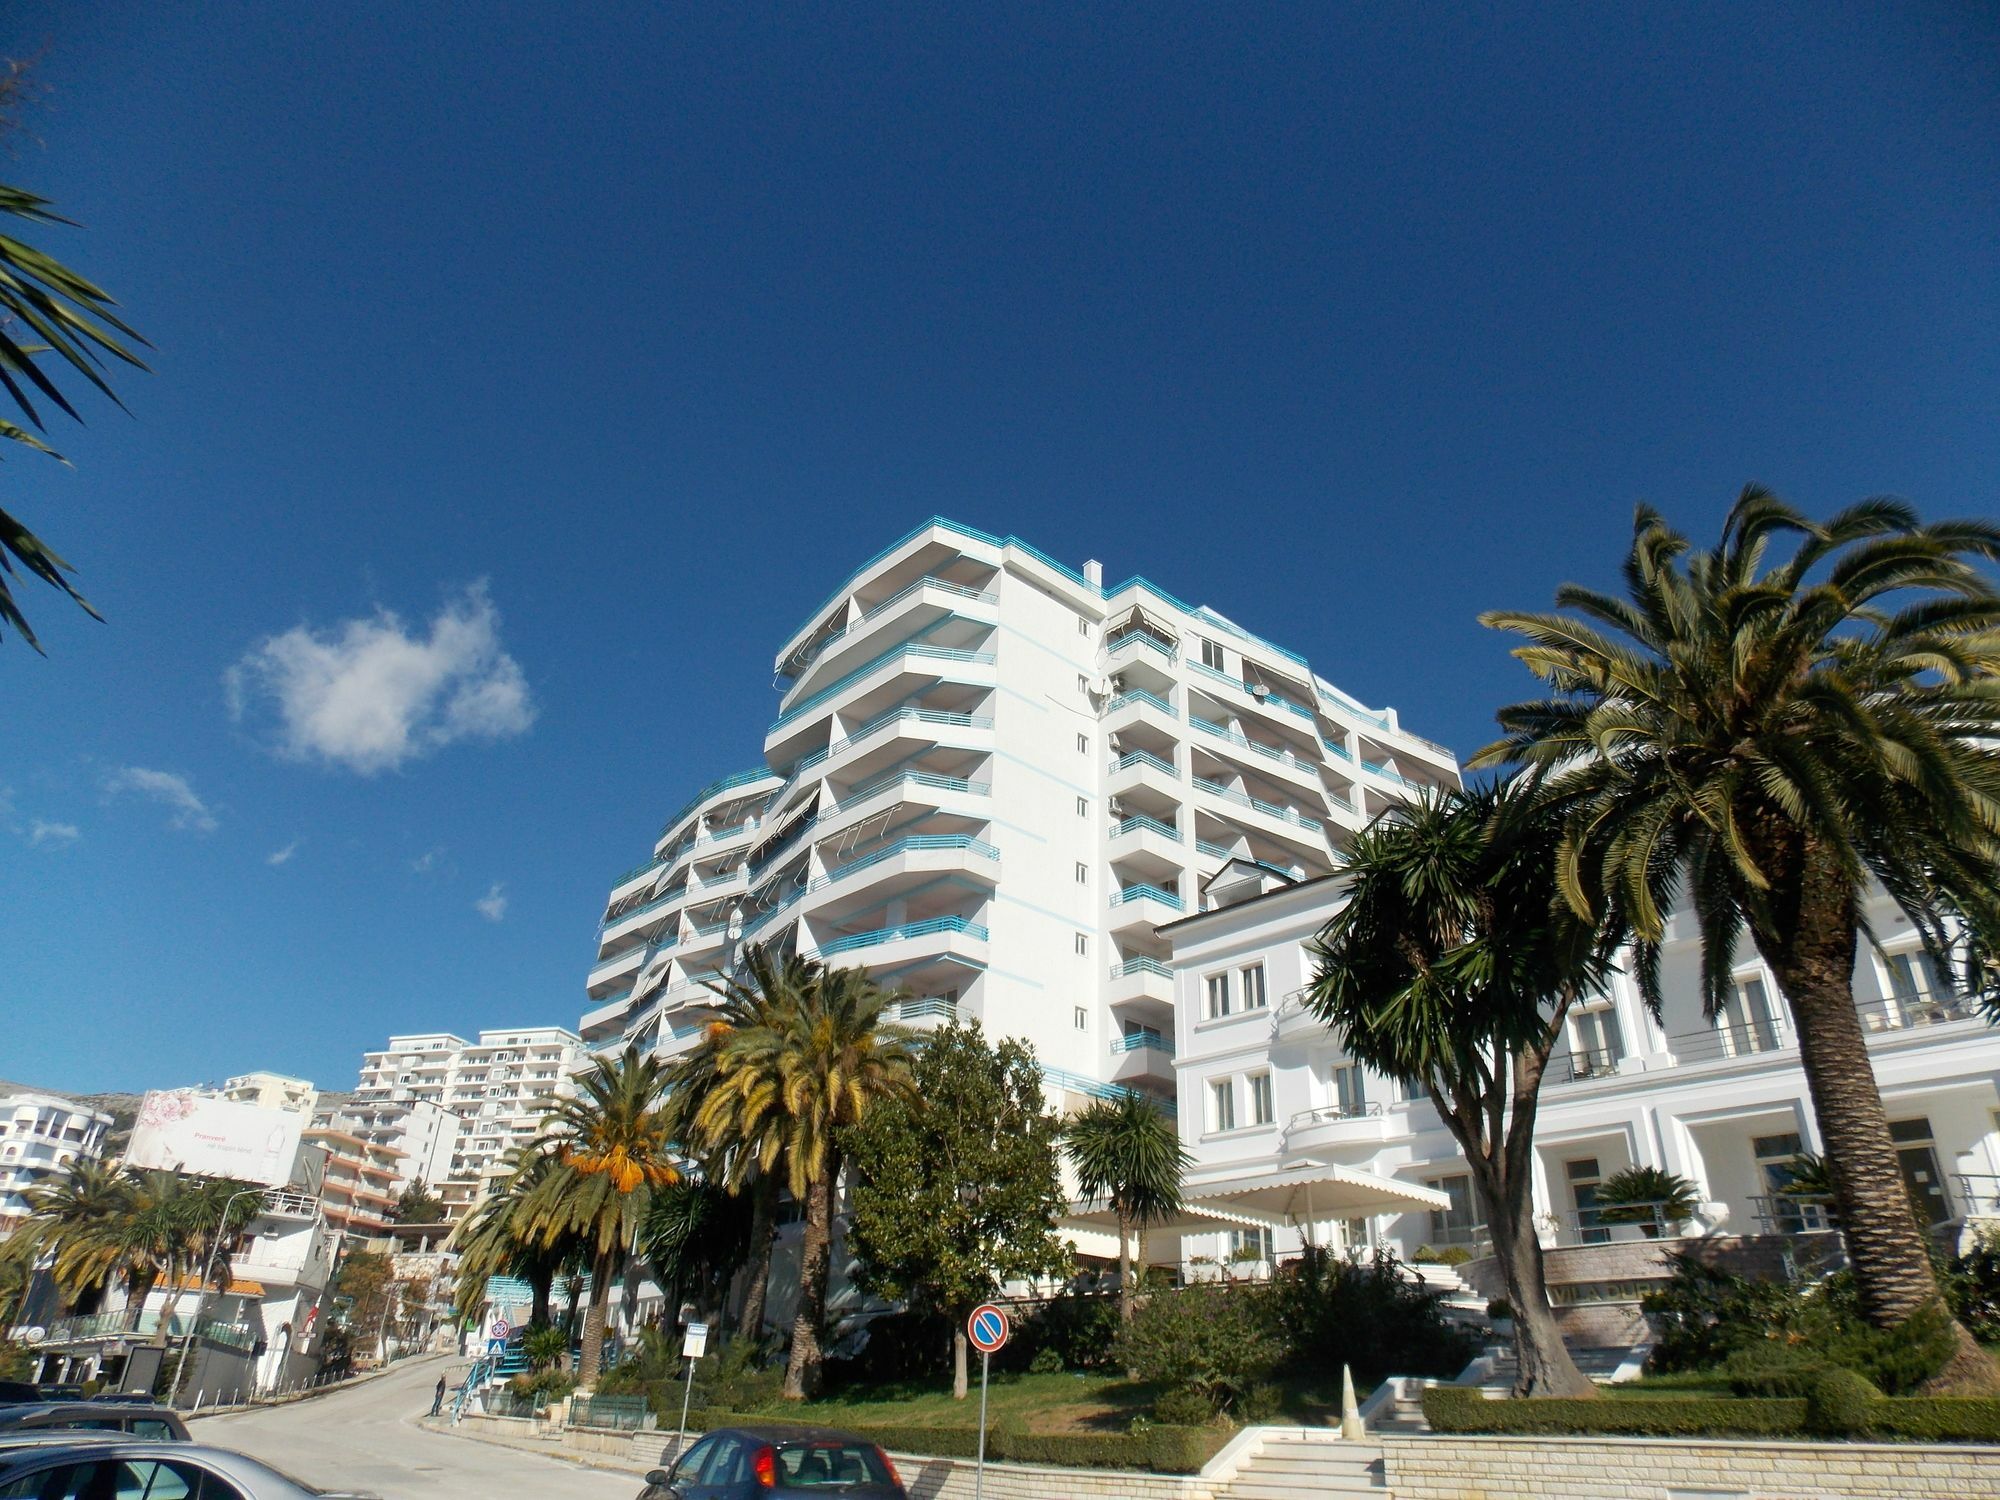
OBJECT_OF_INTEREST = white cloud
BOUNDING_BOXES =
[29,819,80,847]
[475,883,508,922]
[225,581,535,775]
[104,767,218,832]
[267,839,301,866]
[411,846,446,875]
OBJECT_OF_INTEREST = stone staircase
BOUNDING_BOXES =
[1212,1435,1387,1498]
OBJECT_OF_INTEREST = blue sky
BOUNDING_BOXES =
[4,3,1995,1094]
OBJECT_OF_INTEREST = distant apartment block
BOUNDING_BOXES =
[300,1127,405,1236]
[581,517,1457,1107]
[0,1093,113,1237]
[221,1071,319,1116]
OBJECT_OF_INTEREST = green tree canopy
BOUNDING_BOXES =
[845,1021,1073,1397]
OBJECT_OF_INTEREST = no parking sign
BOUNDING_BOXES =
[966,1304,1009,1355]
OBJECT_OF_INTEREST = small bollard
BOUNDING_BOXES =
[1341,1365,1365,1442]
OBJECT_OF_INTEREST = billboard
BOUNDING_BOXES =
[125,1090,305,1187]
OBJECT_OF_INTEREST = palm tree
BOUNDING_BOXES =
[1593,1166,1700,1237]
[639,1176,753,1328]
[521,1046,680,1385]
[693,962,916,1399]
[0,181,149,651]
[1307,780,1618,1397]
[1474,487,2000,1391]
[7,1158,135,1315]
[667,945,820,1341]
[1063,1093,1189,1325]
[451,1148,579,1335]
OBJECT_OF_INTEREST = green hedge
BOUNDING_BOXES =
[1422,1384,2000,1443]
[1423,1386,1807,1437]
[686,1410,1226,1471]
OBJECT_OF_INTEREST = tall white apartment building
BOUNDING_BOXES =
[1157,869,2000,1344]
[344,1027,585,1215]
[582,517,1457,1105]
[0,1093,113,1237]
[222,1072,318,1116]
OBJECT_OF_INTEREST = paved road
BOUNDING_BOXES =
[201,1355,639,1500]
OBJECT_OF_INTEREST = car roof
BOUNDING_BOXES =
[0,1403,179,1423]
[0,1440,326,1496]
[0,1432,135,1453]
[709,1425,887,1445]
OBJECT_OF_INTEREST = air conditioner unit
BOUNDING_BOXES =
[1108,798,1127,818]
[1107,734,1124,754]
[1110,674,1127,692]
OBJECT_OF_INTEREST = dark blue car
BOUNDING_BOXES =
[643,1426,906,1499]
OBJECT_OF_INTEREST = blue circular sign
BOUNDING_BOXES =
[967,1303,1009,1353]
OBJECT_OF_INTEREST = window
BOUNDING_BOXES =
[1890,1118,1952,1225]
[1331,1062,1367,1116]
[1227,1225,1274,1263]
[1402,1075,1430,1103]
[1248,1071,1274,1126]
[1078,617,1091,636]
[1209,1079,1236,1133]
[1426,1173,1477,1247]
[1075,861,1089,884]
[1078,673,1090,695]
[1074,932,1089,956]
[1754,1131,1815,1232]
[1077,732,1090,754]
[1721,975,1783,1055]
[1073,1006,1088,1030]
[1571,1004,1624,1076]
[1567,1157,1607,1243]
[1241,963,1267,1011]
[1200,637,1226,672]
[1077,796,1089,817]
[1205,972,1233,1019]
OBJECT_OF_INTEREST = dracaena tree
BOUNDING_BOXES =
[1307,778,1620,1397]
[1473,487,2000,1392]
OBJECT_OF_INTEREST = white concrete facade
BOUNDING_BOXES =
[583,517,1456,1109]
[1160,871,2000,1285]
[221,1072,319,1116]
[0,1093,113,1237]
[341,1026,584,1215]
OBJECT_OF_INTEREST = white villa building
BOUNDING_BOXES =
[1158,863,2000,1344]
[582,517,1456,1118]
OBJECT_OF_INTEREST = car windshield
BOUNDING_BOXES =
[773,1442,892,1487]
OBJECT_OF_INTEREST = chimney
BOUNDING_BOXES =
[1084,559,1103,588]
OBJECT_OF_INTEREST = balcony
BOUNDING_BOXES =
[1282,1102,1391,1157]
[1191,776,1327,853]
[785,576,1000,689]
[586,944,645,995]
[816,915,990,960]
[1544,1046,1625,1087]
[774,706,995,805]
[1109,1031,1175,1085]
[1549,1200,1696,1247]
[1108,749,1181,814]
[657,766,779,844]
[1187,716,1326,791]
[768,634,998,739]
[1109,884,1182,937]
[1107,956,1174,1014]
[1109,813,1183,878]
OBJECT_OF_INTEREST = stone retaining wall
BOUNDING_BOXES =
[1383,1433,2000,1499]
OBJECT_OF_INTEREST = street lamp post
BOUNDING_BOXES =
[169,1187,266,1406]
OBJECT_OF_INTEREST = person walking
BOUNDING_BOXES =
[430,1374,448,1416]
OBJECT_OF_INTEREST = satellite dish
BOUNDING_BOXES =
[1250,684,1270,700]
[22,1326,46,1344]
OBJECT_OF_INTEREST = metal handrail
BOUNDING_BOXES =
[1110,1032,1173,1056]
[1287,1101,1383,1132]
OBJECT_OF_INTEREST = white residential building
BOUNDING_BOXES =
[1157,867,2000,1344]
[343,1027,585,1215]
[0,1093,113,1237]
[582,517,1457,1111]
[221,1072,318,1116]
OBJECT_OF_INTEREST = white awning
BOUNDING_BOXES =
[1060,1163,1447,1240]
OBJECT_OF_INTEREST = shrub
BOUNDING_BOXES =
[1594,1166,1700,1237]
[1722,1342,1830,1398]
[1238,1380,1283,1423]
[1867,1397,2000,1443]
[523,1324,570,1373]
[1266,1246,1473,1383]
[1151,1386,1215,1426]
[1017,1291,1121,1372]
[1413,1245,1472,1266]
[1423,1385,1807,1437]
[505,1368,578,1406]
[1027,1347,1064,1375]
[1485,1299,1512,1322]
[1115,1281,1283,1414]
[1142,1424,1225,1473]
[1944,1227,2000,1344]
[1805,1369,1881,1437]
[704,1335,784,1411]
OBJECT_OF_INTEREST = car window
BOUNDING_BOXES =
[113,1462,195,1500]
[669,1436,715,1483]
[129,1425,178,1443]
[776,1443,893,1487]
[703,1439,748,1485]
[0,1460,104,1500]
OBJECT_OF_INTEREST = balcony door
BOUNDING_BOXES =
[1721,975,1783,1056]
[1566,1157,1608,1244]
[1890,1118,1953,1226]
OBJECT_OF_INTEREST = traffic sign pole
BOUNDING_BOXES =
[965,1303,1010,1500]
[674,1321,709,1466]
[974,1348,990,1500]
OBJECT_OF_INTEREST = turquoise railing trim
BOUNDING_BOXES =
[1105,688,1175,717]
[1113,884,1185,911]
[1186,659,1315,721]
[770,633,998,733]
[1191,777,1324,833]
[1113,814,1179,842]
[1195,838,1234,859]
[1112,748,1177,777]
[1363,760,1413,787]
[809,835,1000,892]
[783,576,1001,676]
[1111,1032,1174,1056]
[1106,631,1177,664]
[837,769,991,808]
[611,856,664,888]
[600,889,679,933]
[657,766,777,841]
[776,707,995,788]
[1102,574,1313,672]
[1112,956,1173,979]
[1039,1063,1177,1115]
[819,915,990,955]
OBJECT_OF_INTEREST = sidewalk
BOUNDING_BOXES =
[419,1411,673,1478]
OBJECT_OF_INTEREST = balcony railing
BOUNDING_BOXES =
[1545,1047,1623,1087]
[611,855,665,889]
[1665,1016,1790,1065]
[40,1309,257,1351]
[819,915,990,956]
[1187,659,1316,721]
[1288,1100,1382,1130]
[810,834,1000,891]
[658,766,776,840]
[770,637,998,733]
[787,576,1000,674]
[1112,748,1177,778]
[1554,1200,1692,1245]
[1110,956,1173,981]
[775,706,997,796]
[1856,993,1986,1032]
[1112,884,1184,912]
[835,769,992,810]
[1750,1193,1839,1235]
[1113,813,1179,842]
[895,997,958,1022]
[1111,1032,1173,1057]
[1106,688,1175,717]
[1191,777,1324,833]
[1195,837,1234,859]
[1955,1175,2000,1219]
[1106,630,1177,664]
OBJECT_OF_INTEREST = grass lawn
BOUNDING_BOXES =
[767,1370,1354,1433]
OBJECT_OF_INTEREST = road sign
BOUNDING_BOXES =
[490,1319,511,1339]
[682,1321,709,1360]
[967,1304,1009,1354]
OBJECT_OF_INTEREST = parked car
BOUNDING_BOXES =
[643,1427,907,1499]
[0,1402,190,1440]
[0,1440,339,1500]
[0,1383,39,1405]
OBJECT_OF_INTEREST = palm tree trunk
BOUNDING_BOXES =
[782,1155,838,1400]
[1754,852,1998,1393]
[1115,1205,1134,1323]
[733,1175,780,1342]
[529,1267,552,1330]
[578,1251,615,1386]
